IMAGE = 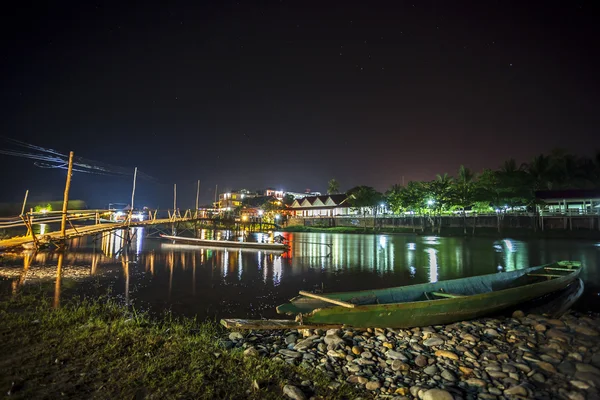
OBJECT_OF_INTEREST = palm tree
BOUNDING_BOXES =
[455,165,475,235]
[348,186,383,231]
[427,174,454,234]
[327,179,340,194]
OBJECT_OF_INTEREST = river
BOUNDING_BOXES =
[0,229,598,318]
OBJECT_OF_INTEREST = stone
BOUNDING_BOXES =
[410,386,424,397]
[422,388,454,400]
[534,324,547,332]
[558,361,577,376]
[532,373,546,383]
[294,338,316,350]
[487,371,507,379]
[424,365,439,375]
[546,328,572,342]
[383,342,394,349]
[465,378,487,388]
[512,310,525,318]
[323,334,344,347]
[575,363,600,375]
[435,350,459,360]
[423,337,445,347]
[415,355,428,367]
[229,332,244,341]
[279,349,302,359]
[503,385,528,397]
[285,334,298,345]
[361,351,373,359]
[484,328,500,337]
[347,375,368,384]
[365,381,381,390]
[488,387,502,395]
[537,361,558,374]
[327,349,345,359]
[568,353,584,363]
[441,369,457,381]
[243,347,259,357]
[459,366,473,376]
[283,384,307,400]
[352,346,362,355]
[460,333,478,342]
[347,364,361,373]
[386,350,408,361]
[591,353,600,368]
[570,380,591,390]
[392,360,410,371]
[574,371,600,387]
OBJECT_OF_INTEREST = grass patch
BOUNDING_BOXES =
[0,291,363,399]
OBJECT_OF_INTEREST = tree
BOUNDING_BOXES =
[454,165,476,235]
[347,186,383,231]
[34,203,52,213]
[328,179,340,194]
[386,181,427,232]
[425,174,454,234]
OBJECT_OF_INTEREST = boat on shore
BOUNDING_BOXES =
[221,261,581,330]
[159,234,289,251]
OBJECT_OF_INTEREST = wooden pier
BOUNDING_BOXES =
[0,209,209,251]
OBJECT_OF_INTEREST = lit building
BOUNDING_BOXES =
[536,189,600,214]
[290,194,356,217]
[215,189,257,211]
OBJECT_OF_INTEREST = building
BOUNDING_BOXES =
[290,194,356,217]
[216,189,257,211]
[535,189,600,214]
[285,190,322,199]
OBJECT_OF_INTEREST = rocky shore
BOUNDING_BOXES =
[222,311,600,400]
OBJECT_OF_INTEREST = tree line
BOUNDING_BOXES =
[337,151,600,233]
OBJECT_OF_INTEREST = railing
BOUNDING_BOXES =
[0,208,205,230]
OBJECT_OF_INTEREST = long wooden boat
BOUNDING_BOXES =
[221,261,581,330]
[159,234,289,251]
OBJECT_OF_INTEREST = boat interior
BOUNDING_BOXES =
[276,261,580,315]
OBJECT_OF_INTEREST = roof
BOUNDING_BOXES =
[291,194,350,208]
[535,189,600,200]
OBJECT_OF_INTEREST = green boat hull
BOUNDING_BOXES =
[276,261,581,328]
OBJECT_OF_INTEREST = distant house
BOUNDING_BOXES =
[290,194,356,217]
[535,189,600,214]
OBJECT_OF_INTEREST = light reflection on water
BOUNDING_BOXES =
[0,229,599,319]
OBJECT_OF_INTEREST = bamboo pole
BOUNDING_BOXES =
[60,151,74,239]
[20,190,29,216]
[195,180,200,218]
[129,167,138,225]
[298,291,355,308]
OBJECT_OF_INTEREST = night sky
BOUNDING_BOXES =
[1,1,598,209]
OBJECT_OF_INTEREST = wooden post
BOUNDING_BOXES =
[60,151,74,240]
[195,180,200,218]
[20,190,29,216]
[173,184,177,218]
[129,167,138,225]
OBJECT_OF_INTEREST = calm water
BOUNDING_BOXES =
[1,229,599,318]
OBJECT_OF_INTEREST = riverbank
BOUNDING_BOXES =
[0,292,361,400]
[281,225,600,239]
[221,311,600,399]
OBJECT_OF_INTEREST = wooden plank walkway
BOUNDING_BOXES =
[0,217,196,251]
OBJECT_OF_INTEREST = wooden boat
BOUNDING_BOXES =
[159,234,289,251]
[221,261,581,330]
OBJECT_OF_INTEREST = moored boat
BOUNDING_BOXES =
[221,261,581,330]
[159,234,289,251]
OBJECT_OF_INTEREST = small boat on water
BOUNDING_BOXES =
[159,234,289,251]
[221,261,581,330]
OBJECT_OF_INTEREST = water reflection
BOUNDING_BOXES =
[1,230,599,318]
